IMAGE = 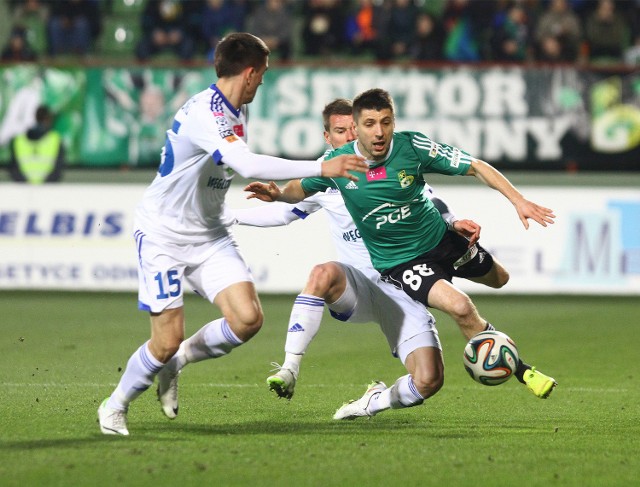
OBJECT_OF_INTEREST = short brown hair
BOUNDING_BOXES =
[352,89,394,121]
[214,33,270,78]
[322,98,352,131]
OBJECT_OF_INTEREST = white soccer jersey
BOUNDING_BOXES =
[136,84,322,245]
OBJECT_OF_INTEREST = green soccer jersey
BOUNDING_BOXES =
[301,131,473,272]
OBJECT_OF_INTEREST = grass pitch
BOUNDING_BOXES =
[1,292,638,487]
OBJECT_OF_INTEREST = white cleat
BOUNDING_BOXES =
[333,381,387,420]
[266,362,297,400]
[98,399,129,436]
[157,367,180,419]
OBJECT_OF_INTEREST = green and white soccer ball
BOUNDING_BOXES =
[463,330,519,386]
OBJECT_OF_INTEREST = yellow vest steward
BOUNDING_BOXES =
[13,131,61,184]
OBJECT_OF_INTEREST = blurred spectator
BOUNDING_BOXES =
[201,0,246,61]
[10,0,49,54]
[442,0,484,62]
[135,0,198,62]
[624,35,640,66]
[245,0,292,61]
[584,0,629,64]
[9,105,64,184]
[624,2,640,65]
[1,25,38,61]
[345,0,379,57]
[378,0,418,60]
[534,0,583,62]
[409,11,446,62]
[47,0,101,57]
[301,0,345,56]
[490,3,532,62]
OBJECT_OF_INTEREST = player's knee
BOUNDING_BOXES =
[305,263,339,297]
[412,369,444,398]
[226,307,263,341]
[495,267,510,288]
[487,263,510,288]
[151,336,183,363]
[447,294,477,322]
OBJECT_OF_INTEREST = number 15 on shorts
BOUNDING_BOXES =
[154,270,181,299]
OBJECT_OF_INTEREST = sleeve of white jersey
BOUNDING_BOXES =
[221,143,323,180]
[227,199,322,227]
[188,104,323,180]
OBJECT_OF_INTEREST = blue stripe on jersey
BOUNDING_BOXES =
[212,149,223,164]
[159,139,175,177]
[138,300,151,311]
[172,119,181,133]
[210,84,241,116]
[291,207,309,219]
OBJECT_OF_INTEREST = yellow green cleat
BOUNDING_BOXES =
[523,367,557,399]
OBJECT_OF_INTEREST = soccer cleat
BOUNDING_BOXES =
[266,362,297,400]
[523,367,557,399]
[333,381,387,420]
[98,399,129,436]
[157,367,180,419]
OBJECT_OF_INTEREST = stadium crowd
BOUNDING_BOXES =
[2,0,640,65]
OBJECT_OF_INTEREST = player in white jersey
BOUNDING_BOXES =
[225,99,481,419]
[97,33,368,436]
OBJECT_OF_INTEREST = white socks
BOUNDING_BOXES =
[369,374,425,415]
[107,319,244,411]
[283,294,324,356]
[107,341,163,411]
[279,294,325,377]
[165,318,243,374]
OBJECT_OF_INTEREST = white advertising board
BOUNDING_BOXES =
[1,183,638,295]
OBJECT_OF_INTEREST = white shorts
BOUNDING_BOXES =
[328,263,441,364]
[135,229,253,313]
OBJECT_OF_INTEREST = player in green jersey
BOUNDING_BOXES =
[245,88,557,417]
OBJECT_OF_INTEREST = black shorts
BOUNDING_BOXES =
[380,231,494,306]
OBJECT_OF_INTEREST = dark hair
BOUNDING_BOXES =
[352,88,394,121]
[322,98,352,131]
[35,105,52,124]
[214,33,270,78]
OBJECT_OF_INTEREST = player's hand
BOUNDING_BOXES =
[321,155,367,181]
[244,181,281,202]
[515,198,556,229]
[452,219,481,247]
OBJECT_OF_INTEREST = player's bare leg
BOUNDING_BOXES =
[468,259,510,289]
[427,278,556,398]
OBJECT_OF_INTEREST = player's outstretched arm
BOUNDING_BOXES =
[467,159,556,229]
[244,179,310,204]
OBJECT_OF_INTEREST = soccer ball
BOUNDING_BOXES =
[463,330,519,386]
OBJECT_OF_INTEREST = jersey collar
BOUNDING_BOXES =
[354,137,394,167]
[210,84,242,117]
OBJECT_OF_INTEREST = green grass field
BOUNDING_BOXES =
[2,292,638,486]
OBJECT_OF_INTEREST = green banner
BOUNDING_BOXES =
[0,65,85,164]
[1,64,639,170]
